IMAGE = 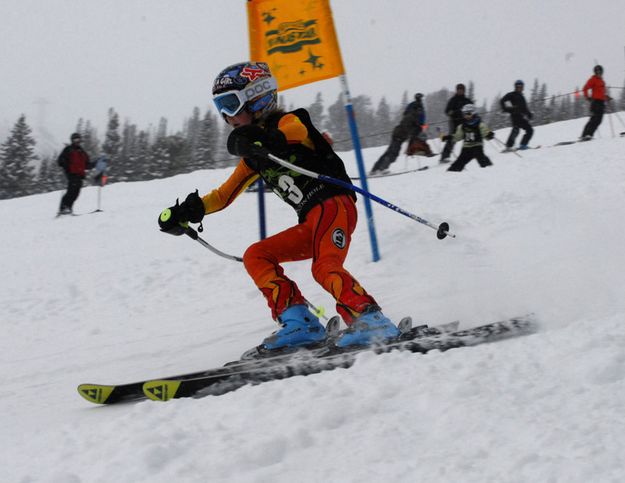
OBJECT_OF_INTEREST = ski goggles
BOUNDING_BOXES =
[213,77,278,117]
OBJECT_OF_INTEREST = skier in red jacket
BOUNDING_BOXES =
[580,65,612,141]
[57,132,92,215]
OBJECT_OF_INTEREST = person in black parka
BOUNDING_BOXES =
[500,80,534,151]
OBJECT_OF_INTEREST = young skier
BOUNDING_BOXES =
[444,104,494,172]
[158,61,399,355]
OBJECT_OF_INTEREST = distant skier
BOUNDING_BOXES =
[444,104,494,172]
[370,93,426,175]
[440,83,473,163]
[500,80,534,151]
[580,65,612,141]
[158,61,400,355]
[57,132,92,215]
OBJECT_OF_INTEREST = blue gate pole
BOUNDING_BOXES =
[339,75,380,262]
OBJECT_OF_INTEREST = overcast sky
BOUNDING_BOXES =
[2,0,624,153]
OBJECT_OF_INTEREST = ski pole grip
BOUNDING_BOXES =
[184,225,199,240]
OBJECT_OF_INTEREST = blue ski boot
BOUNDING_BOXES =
[261,304,326,351]
[335,306,400,348]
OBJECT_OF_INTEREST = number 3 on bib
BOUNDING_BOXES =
[278,175,303,204]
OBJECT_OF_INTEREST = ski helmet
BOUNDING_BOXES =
[461,104,476,116]
[70,132,81,141]
[514,80,524,87]
[594,65,603,75]
[212,62,278,122]
[456,83,466,91]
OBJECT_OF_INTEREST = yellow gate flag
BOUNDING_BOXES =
[247,0,345,91]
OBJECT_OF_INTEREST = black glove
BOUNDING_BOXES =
[158,201,186,236]
[441,135,451,142]
[485,131,495,140]
[158,190,205,236]
[227,125,288,158]
[527,112,533,120]
[179,190,205,223]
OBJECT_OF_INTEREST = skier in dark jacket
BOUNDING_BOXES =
[444,104,494,172]
[440,83,473,163]
[370,93,426,175]
[580,65,612,141]
[500,80,534,151]
[57,132,92,215]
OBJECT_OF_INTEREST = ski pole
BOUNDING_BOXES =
[606,102,616,137]
[182,225,328,320]
[607,100,625,130]
[249,147,454,239]
[491,136,522,157]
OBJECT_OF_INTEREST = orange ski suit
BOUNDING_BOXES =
[200,108,377,323]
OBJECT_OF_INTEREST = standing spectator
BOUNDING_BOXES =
[57,132,92,215]
[370,93,426,175]
[445,104,494,172]
[580,65,612,141]
[440,83,473,163]
[500,80,534,151]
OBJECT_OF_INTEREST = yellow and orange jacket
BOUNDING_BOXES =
[201,108,355,222]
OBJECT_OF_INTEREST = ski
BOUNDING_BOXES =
[76,319,458,405]
[501,145,541,153]
[78,315,536,405]
[141,314,536,402]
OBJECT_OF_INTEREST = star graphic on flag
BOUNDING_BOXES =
[262,9,276,25]
[304,50,323,69]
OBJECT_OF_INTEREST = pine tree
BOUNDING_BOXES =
[373,96,391,146]
[0,114,37,199]
[36,153,65,194]
[324,93,350,151]
[134,130,152,181]
[185,107,202,169]
[307,92,325,128]
[194,110,219,169]
[102,108,121,180]
[79,120,100,159]
[351,95,375,148]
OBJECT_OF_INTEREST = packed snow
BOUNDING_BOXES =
[2,116,625,483]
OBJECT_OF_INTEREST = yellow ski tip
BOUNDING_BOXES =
[77,384,115,404]
[143,380,181,402]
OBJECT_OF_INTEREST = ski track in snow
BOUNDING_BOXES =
[2,116,625,482]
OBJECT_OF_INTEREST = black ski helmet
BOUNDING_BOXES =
[514,79,524,87]
[70,132,81,141]
[594,65,604,75]
[456,83,466,91]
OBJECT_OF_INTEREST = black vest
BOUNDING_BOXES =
[243,108,355,222]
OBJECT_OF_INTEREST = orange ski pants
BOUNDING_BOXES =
[243,194,377,324]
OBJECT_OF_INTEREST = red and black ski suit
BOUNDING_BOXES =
[58,144,91,211]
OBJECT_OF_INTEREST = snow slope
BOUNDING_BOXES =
[2,116,625,483]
